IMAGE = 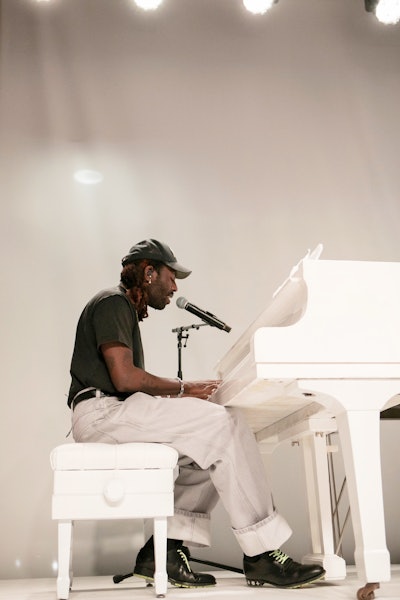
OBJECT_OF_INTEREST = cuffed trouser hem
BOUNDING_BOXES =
[232,510,293,557]
[167,508,212,548]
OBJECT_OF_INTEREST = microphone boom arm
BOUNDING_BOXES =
[172,322,209,379]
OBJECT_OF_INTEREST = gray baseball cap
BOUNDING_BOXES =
[122,239,191,279]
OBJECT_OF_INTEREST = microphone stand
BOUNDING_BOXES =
[172,323,208,379]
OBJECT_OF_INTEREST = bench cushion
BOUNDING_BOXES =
[50,442,178,471]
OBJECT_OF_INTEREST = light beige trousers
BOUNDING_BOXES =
[71,392,292,556]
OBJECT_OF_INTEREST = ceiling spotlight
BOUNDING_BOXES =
[243,0,278,15]
[134,0,164,10]
[365,0,400,24]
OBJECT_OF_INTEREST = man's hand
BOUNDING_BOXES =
[181,380,221,400]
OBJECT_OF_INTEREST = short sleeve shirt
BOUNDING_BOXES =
[67,285,144,406]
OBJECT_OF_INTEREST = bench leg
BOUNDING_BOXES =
[153,517,168,597]
[57,520,73,600]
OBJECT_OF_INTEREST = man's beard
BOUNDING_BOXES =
[148,296,168,311]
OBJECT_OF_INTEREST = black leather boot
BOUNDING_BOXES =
[134,538,217,588]
[243,549,325,588]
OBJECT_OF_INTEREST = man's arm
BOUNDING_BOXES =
[101,342,220,400]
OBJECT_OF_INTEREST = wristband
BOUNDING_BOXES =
[176,377,185,398]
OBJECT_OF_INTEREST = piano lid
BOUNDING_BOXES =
[215,244,324,378]
[216,246,400,382]
[253,257,400,368]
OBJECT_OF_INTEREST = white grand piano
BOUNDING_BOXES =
[212,245,400,599]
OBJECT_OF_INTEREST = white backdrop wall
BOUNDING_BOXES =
[1,0,400,580]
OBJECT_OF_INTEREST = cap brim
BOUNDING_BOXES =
[165,261,191,279]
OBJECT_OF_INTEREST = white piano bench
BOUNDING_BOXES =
[50,442,179,599]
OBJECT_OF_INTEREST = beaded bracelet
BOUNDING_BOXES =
[176,377,185,398]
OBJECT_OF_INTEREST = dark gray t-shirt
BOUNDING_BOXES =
[67,285,144,406]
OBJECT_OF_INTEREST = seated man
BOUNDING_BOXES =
[67,238,325,589]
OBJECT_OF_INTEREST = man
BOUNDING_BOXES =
[68,238,325,589]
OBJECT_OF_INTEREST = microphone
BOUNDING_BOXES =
[176,297,231,333]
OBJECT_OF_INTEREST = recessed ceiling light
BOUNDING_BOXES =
[243,0,276,15]
[134,0,164,10]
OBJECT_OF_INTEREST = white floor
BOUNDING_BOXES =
[1,567,400,600]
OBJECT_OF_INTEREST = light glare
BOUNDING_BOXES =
[134,0,164,10]
[375,0,400,24]
[73,169,103,185]
[243,0,275,15]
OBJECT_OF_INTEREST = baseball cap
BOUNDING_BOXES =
[121,239,191,279]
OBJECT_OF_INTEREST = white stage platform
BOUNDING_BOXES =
[2,566,400,600]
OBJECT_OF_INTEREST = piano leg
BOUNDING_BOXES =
[335,408,390,595]
[301,429,347,580]
[301,378,399,598]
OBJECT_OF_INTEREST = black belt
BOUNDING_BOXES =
[72,389,124,410]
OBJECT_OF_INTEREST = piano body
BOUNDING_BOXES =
[213,245,400,594]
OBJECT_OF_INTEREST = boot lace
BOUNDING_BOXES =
[177,548,192,572]
[268,549,290,565]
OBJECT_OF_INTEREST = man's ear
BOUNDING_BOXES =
[145,266,154,281]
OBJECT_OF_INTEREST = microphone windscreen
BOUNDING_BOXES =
[176,297,188,309]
